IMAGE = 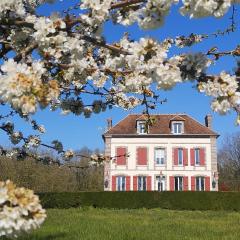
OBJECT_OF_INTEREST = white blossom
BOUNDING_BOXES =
[0,0,55,18]
[113,93,141,109]
[26,135,41,148]
[179,53,211,80]
[0,187,8,205]
[198,72,240,115]
[80,0,112,26]
[114,0,179,29]
[37,125,46,133]
[199,72,238,97]
[175,34,204,48]
[10,132,23,145]
[211,99,231,114]
[83,107,93,118]
[64,149,74,160]
[30,16,67,60]
[0,59,59,115]
[0,180,46,238]
[180,0,232,18]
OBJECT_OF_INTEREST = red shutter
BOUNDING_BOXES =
[137,147,147,165]
[173,148,178,166]
[205,176,210,191]
[190,148,195,166]
[191,176,195,191]
[183,176,188,191]
[133,176,138,191]
[126,176,130,191]
[147,176,152,191]
[116,147,126,165]
[183,149,188,166]
[200,148,206,166]
[112,176,116,191]
[170,176,175,191]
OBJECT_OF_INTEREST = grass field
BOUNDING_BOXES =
[19,208,240,240]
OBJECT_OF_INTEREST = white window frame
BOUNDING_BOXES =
[116,176,126,191]
[138,176,147,191]
[137,121,148,134]
[155,148,166,165]
[196,176,205,191]
[174,176,183,191]
[178,148,183,166]
[194,148,200,166]
[156,175,166,191]
[172,121,184,134]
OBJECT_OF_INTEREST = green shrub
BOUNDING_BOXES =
[38,191,240,211]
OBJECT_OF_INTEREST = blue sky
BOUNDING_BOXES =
[1,0,240,151]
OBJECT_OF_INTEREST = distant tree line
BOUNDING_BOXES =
[218,132,240,191]
[2,138,240,192]
[0,147,103,192]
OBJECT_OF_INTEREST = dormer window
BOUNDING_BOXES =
[137,121,148,134]
[172,121,184,134]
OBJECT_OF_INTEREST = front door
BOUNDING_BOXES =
[156,176,166,191]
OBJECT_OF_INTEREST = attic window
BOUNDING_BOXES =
[172,121,184,134]
[137,121,148,134]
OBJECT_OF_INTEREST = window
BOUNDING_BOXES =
[196,177,205,191]
[178,148,183,165]
[172,122,183,134]
[137,121,147,134]
[156,175,166,191]
[175,176,183,191]
[155,148,165,165]
[116,176,126,191]
[138,176,146,191]
[194,148,200,165]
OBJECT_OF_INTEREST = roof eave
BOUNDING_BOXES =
[103,133,220,138]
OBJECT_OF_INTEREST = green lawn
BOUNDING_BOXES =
[19,208,240,240]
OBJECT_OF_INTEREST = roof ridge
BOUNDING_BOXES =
[128,113,187,116]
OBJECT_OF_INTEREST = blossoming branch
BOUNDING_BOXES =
[0,0,240,157]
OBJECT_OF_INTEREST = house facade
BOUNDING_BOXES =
[103,114,219,192]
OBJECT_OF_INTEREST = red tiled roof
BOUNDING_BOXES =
[104,114,218,136]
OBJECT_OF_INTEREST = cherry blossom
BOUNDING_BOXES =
[0,0,239,161]
[0,180,46,238]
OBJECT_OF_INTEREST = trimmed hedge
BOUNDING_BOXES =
[38,191,240,211]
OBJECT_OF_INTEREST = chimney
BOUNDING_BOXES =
[107,118,112,130]
[205,114,212,129]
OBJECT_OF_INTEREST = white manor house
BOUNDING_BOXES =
[103,114,219,192]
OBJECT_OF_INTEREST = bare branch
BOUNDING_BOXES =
[14,42,38,62]
[111,0,145,9]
